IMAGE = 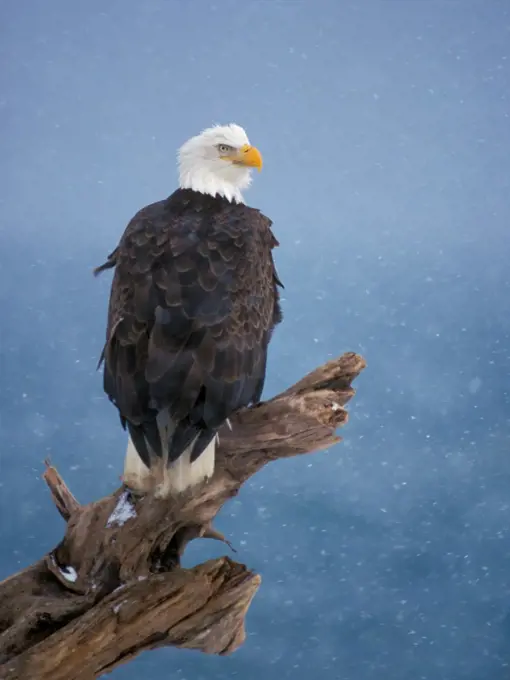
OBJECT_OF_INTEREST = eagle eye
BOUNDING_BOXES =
[217,143,234,154]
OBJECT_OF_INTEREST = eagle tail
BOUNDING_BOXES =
[123,436,153,494]
[156,436,216,498]
[122,410,216,498]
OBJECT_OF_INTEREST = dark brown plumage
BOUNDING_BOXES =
[95,188,283,471]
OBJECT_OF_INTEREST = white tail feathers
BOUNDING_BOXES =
[122,425,216,498]
[123,436,153,493]
[155,436,215,498]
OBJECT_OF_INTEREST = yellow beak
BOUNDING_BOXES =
[235,144,263,171]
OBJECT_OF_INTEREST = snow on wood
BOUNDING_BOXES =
[106,490,137,528]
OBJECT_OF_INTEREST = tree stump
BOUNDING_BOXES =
[0,352,366,679]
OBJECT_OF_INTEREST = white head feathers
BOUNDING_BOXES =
[178,123,263,203]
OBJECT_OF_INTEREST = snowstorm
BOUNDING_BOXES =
[1,1,509,679]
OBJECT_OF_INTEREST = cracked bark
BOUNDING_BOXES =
[0,351,366,680]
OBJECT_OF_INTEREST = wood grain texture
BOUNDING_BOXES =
[0,352,366,680]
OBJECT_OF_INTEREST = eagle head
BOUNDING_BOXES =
[178,123,262,203]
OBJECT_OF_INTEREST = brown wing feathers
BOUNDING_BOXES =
[97,190,282,465]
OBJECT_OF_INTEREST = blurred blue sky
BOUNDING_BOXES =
[1,1,510,678]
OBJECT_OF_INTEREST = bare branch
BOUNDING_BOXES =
[0,352,366,679]
[1,558,258,680]
[42,459,80,521]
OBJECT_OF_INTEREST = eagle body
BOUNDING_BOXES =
[98,186,282,496]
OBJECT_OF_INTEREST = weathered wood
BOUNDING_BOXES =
[0,352,366,680]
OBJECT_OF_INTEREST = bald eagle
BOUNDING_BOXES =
[95,124,283,498]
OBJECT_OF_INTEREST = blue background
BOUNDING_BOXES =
[1,1,510,678]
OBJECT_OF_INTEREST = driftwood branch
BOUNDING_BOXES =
[0,352,366,679]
